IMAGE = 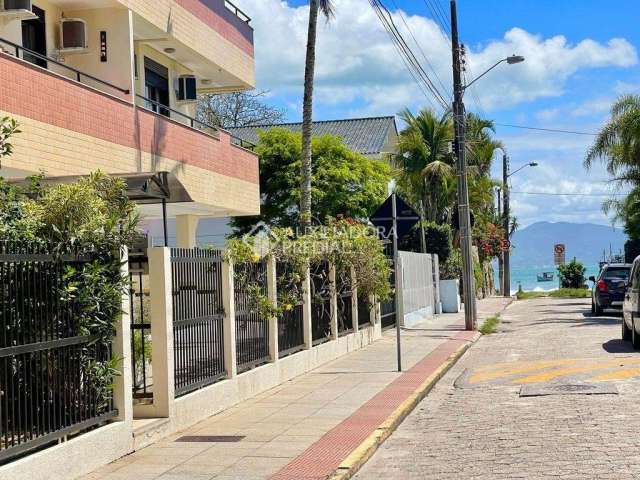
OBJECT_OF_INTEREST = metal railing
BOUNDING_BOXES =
[171,248,226,397]
[135,94,255,150]
[0,242,117,463]
[276,262,305,358]
[0,37,130,96]
[357,294,371,327]
[311,261,332,345]
[129,250,152,400]
[224,0,252,24]
[337,268,354,336]
[234,262,270,372]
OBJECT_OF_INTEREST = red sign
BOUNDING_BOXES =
[554,244,566,265]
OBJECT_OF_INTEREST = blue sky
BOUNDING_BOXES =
[234,0,640,228]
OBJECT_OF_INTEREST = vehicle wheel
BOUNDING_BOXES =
[623,316,632,341]
[595,302,603,316]
[632,316,640,350]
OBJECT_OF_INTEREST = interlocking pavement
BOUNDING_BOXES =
[81,297,510,480]
[355,297,640,480]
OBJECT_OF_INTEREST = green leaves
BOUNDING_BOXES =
[0,116,20,166]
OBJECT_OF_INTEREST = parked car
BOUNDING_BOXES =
[590,263,631,316]
[623,257,640,347]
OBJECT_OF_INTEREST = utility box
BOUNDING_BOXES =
[440,279,461,313]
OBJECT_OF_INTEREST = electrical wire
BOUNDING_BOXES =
[494,123,598,136]
[369,0,450,110]
[390,0,452,101]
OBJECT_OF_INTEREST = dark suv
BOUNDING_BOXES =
[590,263,632,315]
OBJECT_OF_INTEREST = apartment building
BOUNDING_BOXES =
[0,0,259,246]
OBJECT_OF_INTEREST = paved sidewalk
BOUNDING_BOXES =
[83,297,511,480]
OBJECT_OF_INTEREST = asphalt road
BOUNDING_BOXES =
[355,297,640,480]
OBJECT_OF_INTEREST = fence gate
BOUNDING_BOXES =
[129,248,152,401]
[171,248,225,397]
[336,267,353,336]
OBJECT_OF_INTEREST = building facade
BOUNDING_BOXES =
[0,0,259,246]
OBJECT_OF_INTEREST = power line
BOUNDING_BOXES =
[421,0,451,39]
[510,191,627,197]
[494,123,598,136]
[390,0,451,100]
[369,0,450,110]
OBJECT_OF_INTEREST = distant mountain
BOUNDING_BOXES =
[510,222,627,268]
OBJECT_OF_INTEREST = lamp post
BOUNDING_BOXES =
[503,160,538,297]
[450,0,525,330]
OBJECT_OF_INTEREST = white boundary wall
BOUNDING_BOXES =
[0,247,383,480]
[397,251,440,327]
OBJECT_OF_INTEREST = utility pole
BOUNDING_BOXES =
[502,153,510,297]
[450,0,476,330]
[496,187,503,294]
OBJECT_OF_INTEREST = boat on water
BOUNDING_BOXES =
[537,272,554,282]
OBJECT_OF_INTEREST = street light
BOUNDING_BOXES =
[502,160,538,298]
[463,55,526,91]
[450,35,525,329]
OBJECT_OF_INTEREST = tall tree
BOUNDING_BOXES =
[585,94,640,237]
[300,0,334,231]
[197,90,285,128]
[231,128,390,234]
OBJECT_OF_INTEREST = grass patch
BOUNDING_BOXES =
[549,288,590,298]
[516,291,547,300]
[479,315,500,335]
[516,288,591,300]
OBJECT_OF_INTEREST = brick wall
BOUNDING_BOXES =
[0,53,259,185]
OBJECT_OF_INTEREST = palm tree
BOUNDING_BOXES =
[394,108,455,222]
[586,95,640,238]
[586,94,640,184]
[300,0,334,231]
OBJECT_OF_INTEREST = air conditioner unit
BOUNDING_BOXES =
[0,0,37,20]
[176,75,197,102]
[59,18,88,54]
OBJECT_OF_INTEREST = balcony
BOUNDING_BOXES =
[0,48,260,218]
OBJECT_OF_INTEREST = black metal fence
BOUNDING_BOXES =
[171,248,225,397]
[129,250,152,401]
[276,262,305,358]
[0,243,117,463]
[357,294,372,327]
[310,261,332,345]
[336,267,354,336]
[381,257,396,329]
[234,262,270,372]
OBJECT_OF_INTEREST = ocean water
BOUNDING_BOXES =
[492,264,601,295]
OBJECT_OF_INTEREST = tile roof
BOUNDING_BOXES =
[227,116,397,155]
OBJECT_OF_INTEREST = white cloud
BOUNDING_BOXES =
[236,0,637,116]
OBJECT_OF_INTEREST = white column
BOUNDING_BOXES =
[113,246,133,426]
[329,263,338,340]
[433,254,442,314]
[351,266,359,333]
[222,260,237,378]
[144,247,174,418]
[302,265,312,349]
[267,256,279,362]
[176,214,200,249]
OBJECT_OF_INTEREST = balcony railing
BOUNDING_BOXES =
[224,0,251,24]
[134,94,255,150]
[0,37,130,96]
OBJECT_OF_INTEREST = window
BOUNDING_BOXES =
[603,267,630,281]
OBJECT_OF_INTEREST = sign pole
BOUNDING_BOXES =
[392,193,402,372]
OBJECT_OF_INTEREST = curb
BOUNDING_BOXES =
[327,331,481,480]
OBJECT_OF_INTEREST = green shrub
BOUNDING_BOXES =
[400,221,452,263]
[440,249,462,280]
[557,258,587,288]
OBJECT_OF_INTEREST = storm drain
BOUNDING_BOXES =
[519,383,618,397]
[175,435,245,443]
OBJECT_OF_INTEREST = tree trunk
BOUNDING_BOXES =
[300,0,319,232]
